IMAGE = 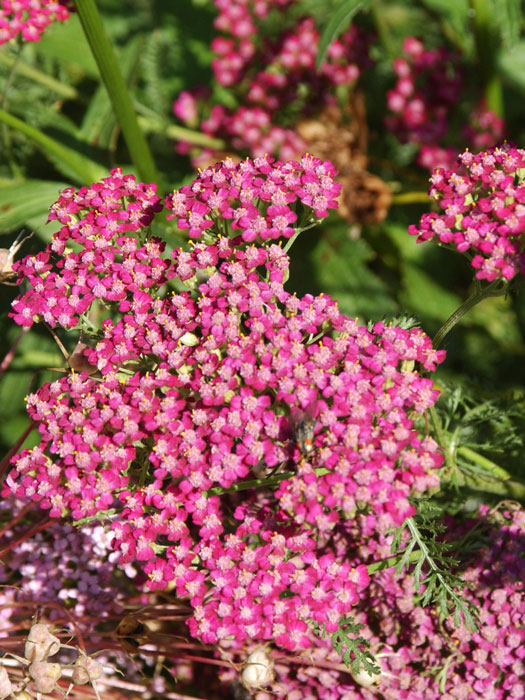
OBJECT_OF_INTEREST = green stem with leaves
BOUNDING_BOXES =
[432,280,507,349]
[74,0,160,186]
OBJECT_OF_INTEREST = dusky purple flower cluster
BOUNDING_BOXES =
[236,506,524,699]
[173,0,372,162]
[6,155,446,654]
[409,145,525,282]
[0,0,70,45]
[385,37,504,172]
[0,498,127,626]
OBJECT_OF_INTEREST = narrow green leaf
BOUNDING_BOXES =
[0,180,67,232]
[0,108,108,185]
[75,0,160,187]
[316,0,371,69]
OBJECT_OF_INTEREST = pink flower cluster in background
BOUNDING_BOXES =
[173,0,372,161]
[0,0,70,45]
[385,37,505,171]
[6,156,445,653]
[409,145,525,281]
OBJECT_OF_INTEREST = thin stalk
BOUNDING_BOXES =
[74,0,159,186]
[137,116,226,150]
[0,41,23,179]
[392,191,431,205]
[432,280,506,349]
[282,221,319,255]
[457,445,511,480]
[0,421,36,485]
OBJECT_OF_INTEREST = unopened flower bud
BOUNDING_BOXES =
[72,655,103,685]
[25,624,60,662]
[28,661,61,694]
[179,332,199,347]
[351,665,382,688]
[241,648,274,689]
[0,666,12,700]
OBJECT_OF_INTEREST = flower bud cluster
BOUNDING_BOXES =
[7,156,444,654]
[409,145,525,281]
[0,0,70,45]
[173,1,372,161]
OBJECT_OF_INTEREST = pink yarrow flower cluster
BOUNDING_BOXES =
[173,1,372,161]
[409,145,525,282]
[6,156,445,654]
[0,0,70,44]
[10,167,164,329]
[165,153,341,242]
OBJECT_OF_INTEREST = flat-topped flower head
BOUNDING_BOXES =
[7,207,445,654]
[165,154,341,243]
[409,145,525,281]
[10,169,164,329]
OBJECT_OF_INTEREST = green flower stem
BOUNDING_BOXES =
[203,467,330,498]
[392,191,431,205]
[0,52,79,100]
[282,221,320,255]
[470,0,504,117]
[432,280,506,349]
[137,116,226,150]
[74,0,159,186]
[0,107,107,183]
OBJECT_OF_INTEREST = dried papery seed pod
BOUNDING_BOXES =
[0,665,12,700]
[28,661,62,694]
[25,624,60,662]
[72,655,103,685]
[241,648,274,690]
